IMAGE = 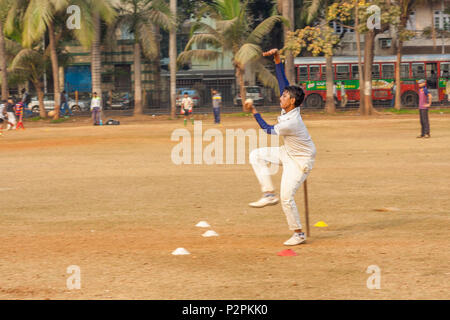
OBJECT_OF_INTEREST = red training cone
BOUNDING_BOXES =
[277,249,298,256]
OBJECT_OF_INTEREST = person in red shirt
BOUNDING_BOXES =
[15,101,25,130]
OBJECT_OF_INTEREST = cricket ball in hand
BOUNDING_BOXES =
[244,98,254,111]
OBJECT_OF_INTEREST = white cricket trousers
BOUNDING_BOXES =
[249,146,314,231]
[7,112,16,127]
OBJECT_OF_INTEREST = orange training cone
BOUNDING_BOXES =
[277,249,298,257]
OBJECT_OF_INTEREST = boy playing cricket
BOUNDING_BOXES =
[245,48,316,246]
[181,92,194,126]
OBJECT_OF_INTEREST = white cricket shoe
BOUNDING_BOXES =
[249,195,279,208]
[283,232,306,246]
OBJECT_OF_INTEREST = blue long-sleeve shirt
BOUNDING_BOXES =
[254,62,288,134]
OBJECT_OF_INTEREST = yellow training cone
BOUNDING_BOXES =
[314,221,328,227]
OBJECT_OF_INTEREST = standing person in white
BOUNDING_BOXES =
[181,92,194,126]
[90,92,102,125]
[246,48,316,246]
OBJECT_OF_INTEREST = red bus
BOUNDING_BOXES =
[294,54,450,108]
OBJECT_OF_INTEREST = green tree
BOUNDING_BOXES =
[178,0,288,111]
[328,0,400,115]
[18,0,70,119]
[109,0,174,115]
[9,44,49,118]
[0,0,14,101]
[284,25,340,113]
[11,0,115,119]
[73,0,116,99]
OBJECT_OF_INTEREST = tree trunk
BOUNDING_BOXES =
[363,30,375,115]
[395,39,403,110]
[48,22,61,120]
[355,3,365,114]
[282,0,295,84]
[236,67,247,111]
[133,42,143,115]
[325,55,335,113]
[154,24,162,108]
[34,81,47,118]
[91,12,102,97]
[0,22,9,101]
[169,0,177,118]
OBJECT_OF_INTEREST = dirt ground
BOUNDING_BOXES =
[0,112,449,300]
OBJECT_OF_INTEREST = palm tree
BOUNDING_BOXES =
[0,0,14,101]
[282,0,295,84]
[178,0,288,111]
[109,0,174,115]
[19,0,71,119]
[71,0,116,99]
[9,45,49,118]
[169,0,177,119]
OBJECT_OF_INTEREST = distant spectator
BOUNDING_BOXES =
[391,83,396,108]
[212,89,222,124]
[416,79,432,139]
[60,90,72,116]
[446,79,450,102]
[15,101,25,130]
[5,97,16,130]
[21,88,32,117]
[181,92,194,126]
[90,92,102,125]
[340,81,347,107]
[0,100,5,136]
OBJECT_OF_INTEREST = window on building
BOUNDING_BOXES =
[412,63,425,78]
[310,65,321,81]
[119,25,134,40]
[401,64,410,78]
[299,66,308,81]
[379,38,392,49]
[434,10,450,31]
[329,21,345,34]
[336,65,350,80]
[382,64,395,79]
[372,64,380,79]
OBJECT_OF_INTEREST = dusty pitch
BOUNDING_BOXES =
[0,113,449,299]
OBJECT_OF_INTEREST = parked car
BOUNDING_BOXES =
[176,88,200,107]
[104,92,134,110]
[234,86,264,106]
[29,94,87,113]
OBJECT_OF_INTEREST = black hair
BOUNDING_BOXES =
[284,85,305,107]
[184,92,188,95]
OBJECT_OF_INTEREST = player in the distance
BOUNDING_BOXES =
[245,48,316,246]
[181,92,194,126]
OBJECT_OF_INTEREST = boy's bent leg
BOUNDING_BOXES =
[248,147,282,208]
[249,147,281,193]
